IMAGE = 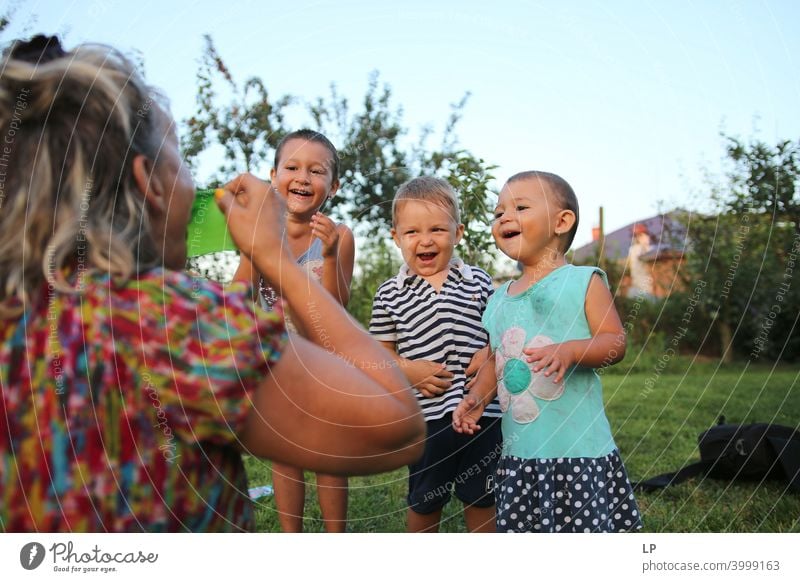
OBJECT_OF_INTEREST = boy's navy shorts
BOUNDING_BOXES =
[407,413,502,515]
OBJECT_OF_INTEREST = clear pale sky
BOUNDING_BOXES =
[5,0,800,247]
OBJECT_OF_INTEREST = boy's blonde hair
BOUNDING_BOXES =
[392,176,460,226]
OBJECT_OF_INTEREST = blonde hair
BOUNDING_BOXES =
[392,176,460,226]
[0,41,168,318]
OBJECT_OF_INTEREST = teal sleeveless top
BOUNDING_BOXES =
[482,265,617,460]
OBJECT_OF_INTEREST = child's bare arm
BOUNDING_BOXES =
[312,214,355,306]
[232,254,262,302]
[453,352,497,434]
[523,274,626,382]
[466,345,490,378]
[217,174,424,473]
[379,341,453,398]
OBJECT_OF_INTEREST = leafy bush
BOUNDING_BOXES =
[347,239,401,327]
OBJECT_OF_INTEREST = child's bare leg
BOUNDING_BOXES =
[407,507,443,532]
[272,462,305,532]
[315,473,348,533]
[464,503,496,533]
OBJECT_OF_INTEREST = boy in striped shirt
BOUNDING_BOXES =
[370,177,502,532]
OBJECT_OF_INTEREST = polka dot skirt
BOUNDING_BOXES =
[495,451,643,533]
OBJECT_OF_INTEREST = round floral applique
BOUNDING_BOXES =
[495,327,564,423]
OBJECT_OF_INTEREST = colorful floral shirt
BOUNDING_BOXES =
[0,269,286,532]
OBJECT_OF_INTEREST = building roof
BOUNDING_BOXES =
[572,211,688,263]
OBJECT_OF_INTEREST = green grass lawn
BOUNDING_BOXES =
[245,362,800,532]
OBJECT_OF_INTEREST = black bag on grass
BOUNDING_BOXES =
[633,418,800,493]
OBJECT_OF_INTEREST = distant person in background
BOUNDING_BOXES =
[627,223,654,299]
[0,35,423,532]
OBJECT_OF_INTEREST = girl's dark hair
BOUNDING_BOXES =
[273,129,339,184]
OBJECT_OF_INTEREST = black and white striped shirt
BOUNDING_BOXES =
[370,260,502,421]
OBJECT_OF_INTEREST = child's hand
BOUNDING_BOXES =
[523,341,577,384]
[452,392,486,435]
[457,350,497,433]
[311,212,340,258]
[465,345,490,379]
[217,174,288,273]
[403,359,453,398]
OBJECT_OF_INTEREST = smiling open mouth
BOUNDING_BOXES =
[289,188,313,197]
[502,231,521,239]
[418,252,437,262]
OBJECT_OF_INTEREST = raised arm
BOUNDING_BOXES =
[312,214,355,306]
[217,175,424,474]
[241,334,422,474]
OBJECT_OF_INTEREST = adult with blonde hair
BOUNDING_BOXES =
[0,35,423,532]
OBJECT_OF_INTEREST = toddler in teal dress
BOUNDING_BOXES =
[454,171,642,532]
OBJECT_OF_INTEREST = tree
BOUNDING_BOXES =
[424,150,497,272]
[680,135,800,362]
[348,238,402,327]
[681,209,754,363]
[725,137,800,233]
[181,35,292,183]
[309,73,411,232]
[0,2,36,44]
[311,83,497,271]
[183,37,499,283]
[182,36,293,280]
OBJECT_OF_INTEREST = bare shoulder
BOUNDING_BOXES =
[584,272,623,333]
[335,223,355,260]
[335,222,354,237]
[584,272,613,304]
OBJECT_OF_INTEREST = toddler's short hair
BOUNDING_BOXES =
[507,171,580,252]
[392,176,460,226]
